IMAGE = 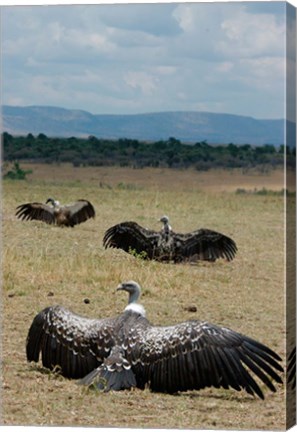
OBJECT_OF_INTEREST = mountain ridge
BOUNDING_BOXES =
[2,104,286,145]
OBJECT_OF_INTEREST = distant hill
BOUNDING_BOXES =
[2,105,287,145]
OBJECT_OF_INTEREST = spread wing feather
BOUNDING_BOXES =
[131,321,283,397]
[287,346,296,389]
[103,221,161,259]
[63,200,95,226]
[26,306,116,379]
[103,220,237,262]
[174,229,237,261]
[15,203,55,224]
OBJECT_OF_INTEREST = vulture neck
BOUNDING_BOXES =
[161,218,172,240]
[163,222,171,235]
[127,289,139,304]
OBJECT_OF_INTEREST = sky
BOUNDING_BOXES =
[1,1,295,120]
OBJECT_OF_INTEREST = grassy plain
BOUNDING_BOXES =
[2,164,289,429]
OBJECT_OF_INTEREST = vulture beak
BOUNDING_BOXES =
[159,215,169,223]
[116,283,124,292]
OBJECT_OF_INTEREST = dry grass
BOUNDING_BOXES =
[2,165,289,429]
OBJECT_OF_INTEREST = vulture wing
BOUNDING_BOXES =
[63,200,95,226]
[103,221,161,259]
[131,320,283,398]
[15,202,55,224]
[287,346,296,390]
[174,229,237,262]
[26,306,116,379]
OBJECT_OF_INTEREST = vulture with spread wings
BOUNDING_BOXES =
[16,198,95,227]
[103,216,237,262]
[26,281,283,398]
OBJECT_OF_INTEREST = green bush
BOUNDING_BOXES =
[3,162,32,180]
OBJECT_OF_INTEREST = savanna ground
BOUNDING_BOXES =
[1,164,294,429]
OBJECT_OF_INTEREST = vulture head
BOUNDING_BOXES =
[46,198,60,208]
[117,280,141,303]
[160,215,169,224]
[160,215,172,233]
[117,281,145,316]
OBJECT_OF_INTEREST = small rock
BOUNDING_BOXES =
[84,298,90,304]
[184,305,197,313]
[47,291,54,297]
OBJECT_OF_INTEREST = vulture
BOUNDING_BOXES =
[26,281,283,398]
[103,216,237,262]
[15,198,95,227]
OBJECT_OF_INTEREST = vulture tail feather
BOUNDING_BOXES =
[79,346,136,392]
[78,367,101,387]
[79,364,136,392]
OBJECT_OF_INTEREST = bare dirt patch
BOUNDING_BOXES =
[17,162,288,192]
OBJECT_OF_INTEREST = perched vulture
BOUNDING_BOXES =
[26,281,283,398]
[103,216,237,262]
[16,198,95,227]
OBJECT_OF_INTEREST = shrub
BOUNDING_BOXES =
[3,162,32,180]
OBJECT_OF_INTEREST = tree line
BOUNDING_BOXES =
[2,132,295,171]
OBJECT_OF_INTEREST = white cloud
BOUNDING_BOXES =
[124,71,158,95]
[219,10,285,58]
[239,57,284,82]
